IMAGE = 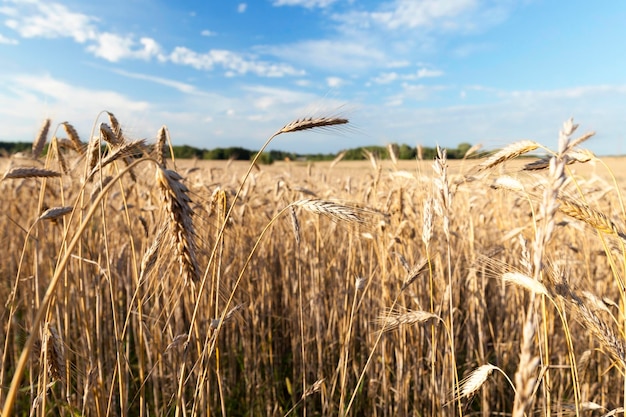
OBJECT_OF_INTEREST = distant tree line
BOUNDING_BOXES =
[163,142,480,163]
[0,141,480,162]
[0,142,32,156]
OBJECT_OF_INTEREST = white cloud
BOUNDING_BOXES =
[1,71,625,156]
[0,72,255,147]
[273,0,338,8]
[417,68,444,78]
[237,85,348,136]
[0,73,153,143]
[504,85,626,100]
[3,0,96,42]
[237,3,247,13]
[333,0,515,37]
[369,0,477,30]
[356,83,626,156]
[201,29,217,37]
[242,85,319,110]
[261,39,387,72]
[372,72,399,84]
[386,60,411,69]
[372,67,444,84]
[326,76,344,88]
[169,47,304,77]
[86,33,163,62]
[383,83,449,105]
[0,5,18,17]
[7,73,149,111]
[0,0,301,78]
[256,1,516,80]
[0,33,18,44]
[87,33,131,61]
[108,68,207,95]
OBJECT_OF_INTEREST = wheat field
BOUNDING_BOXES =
[1,115,625,416]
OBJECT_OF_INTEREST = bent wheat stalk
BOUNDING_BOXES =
[558,197,626,240]
[177,115,351,416]
[2,167,61,180]
[185,116,350,342]
[32,118,51,158]
[476,140,541,172]
[1,158,152,417]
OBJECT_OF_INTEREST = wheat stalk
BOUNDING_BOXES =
[401,258,428,291]
[49,136,69,175]
[293,199,366,224]
[62,121,84,154]
[32,118,50,158]
[556,284,626,368]
[376,309,440,332]
[85,135,101,176]
[39,206,73,221]
[156,125,169,167]
[502,272,549,296]
[100,123,122,147]
[106,111,123,139]
[156,167,200,283]
[458,364,497,398]
[463,143,483,159]
[44,323,65,383]
[388,143,398,166]
[139,222,168,283]
[329,151,346,168]
[289,205,301,245]
[566,130,595,153]
[476,140,541,172]
[86,139,145,182]
[523,148,594,171]
[558,197,626,240]
[278,116,348,134]
[2,167,61,180]
[512,315,540,417]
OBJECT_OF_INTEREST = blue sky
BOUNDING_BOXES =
[1,0,625,155]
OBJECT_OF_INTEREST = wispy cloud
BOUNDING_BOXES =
[504,85,626,100]
[334,0,513,32]
[0,73,153,142]
[241,85,320,111]
[107,68,207,96]
[262,1,517,80]
[272,0,339,8]
[0,0,304,77]
[352,83,626,155]
[168,47,304,77]
[371,67,444,84]
[326,76,345,88]
[0,33,17,44]
[382,83,449,106]
[201,29,217,37]
[1,69,624,156]
[237,3,247,13]
[87,34,164,62]
[260,39,387,73]
[368,0,477,30]
[3,0,95,42]
[5,73,150,112]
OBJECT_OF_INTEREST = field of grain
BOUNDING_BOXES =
[1,116,626,416]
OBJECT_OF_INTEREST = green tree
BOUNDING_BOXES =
[398,143,416,160]
[457,142,472,158]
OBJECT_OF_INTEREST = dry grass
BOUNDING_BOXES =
[1,114,626,416]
